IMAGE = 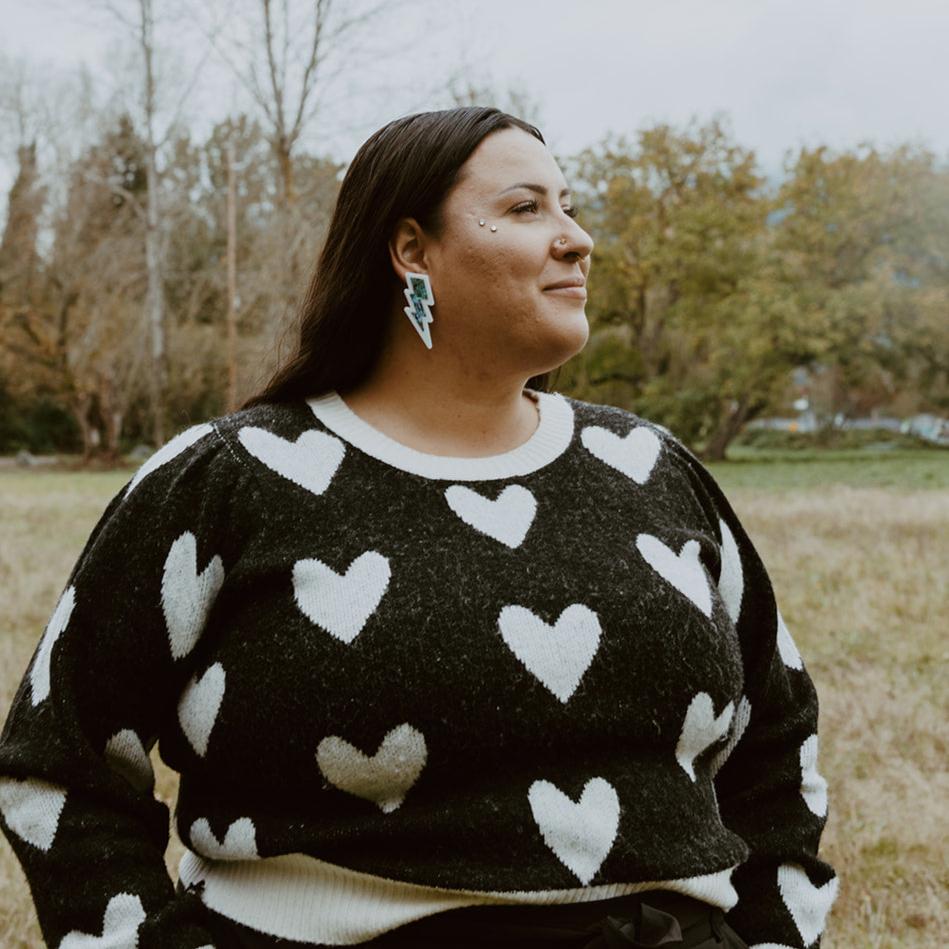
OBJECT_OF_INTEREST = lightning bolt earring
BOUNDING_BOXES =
[403,271,435,349]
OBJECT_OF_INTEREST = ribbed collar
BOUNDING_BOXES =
[304,388,575,481]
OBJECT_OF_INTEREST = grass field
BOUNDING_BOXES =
[1,448,947,948]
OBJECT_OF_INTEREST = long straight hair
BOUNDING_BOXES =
[239,107,560,410]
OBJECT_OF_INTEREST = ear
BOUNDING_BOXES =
[388,217,430,285]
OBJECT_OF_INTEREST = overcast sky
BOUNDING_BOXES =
[1,0,947,200]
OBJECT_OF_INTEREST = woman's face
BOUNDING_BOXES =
[400,127,595,376]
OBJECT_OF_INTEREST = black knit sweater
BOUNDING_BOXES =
[0,388,837,948]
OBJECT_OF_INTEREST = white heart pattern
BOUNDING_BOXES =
[124,423,214,498]
[104,729,154,793]
[676,692,735,781]
[238,426,345,496]
[30,585,76,706]
[190,817,259,859]
[581,424,662,484]
[636,534,712,618]
[776,609,804,670]
[317,723,427,814]
[799,735,828,818]
[777,863,838,945]
[717,517,743,624]
[497,604,602,703]
[60,892,147,948]
[162,531,225,660]
[0,776,67,852]
[708,696,751,778]
[528,777,620,885]
[178,662,226,757]
[293,551,391,644]
[444,484,536,548]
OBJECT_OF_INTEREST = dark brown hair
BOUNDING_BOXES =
[240,106,561,410]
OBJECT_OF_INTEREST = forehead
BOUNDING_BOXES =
[454,128,567,196]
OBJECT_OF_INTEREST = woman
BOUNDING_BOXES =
[0,107,837,948]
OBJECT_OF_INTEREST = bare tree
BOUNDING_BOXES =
[74,0,219,446]
[205,0,453,205]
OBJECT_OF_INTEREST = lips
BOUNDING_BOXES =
[544,285,587,299]
[544,277,586,290]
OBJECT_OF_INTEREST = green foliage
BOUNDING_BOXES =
[0,386,79,454]
[564,120,948,458]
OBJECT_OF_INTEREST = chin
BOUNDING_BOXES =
[543,308,589,359]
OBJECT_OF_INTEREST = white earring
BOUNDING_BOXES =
[403,271,435,350]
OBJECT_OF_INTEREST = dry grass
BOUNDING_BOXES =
[1,470,946,948]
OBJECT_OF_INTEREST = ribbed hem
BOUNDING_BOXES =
[303,389,575,481]
[178,850,738,946]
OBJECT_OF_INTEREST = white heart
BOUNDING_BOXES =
[528,776,619,885]
[317,723,427,814]
[190,817,258,860]
[162,532,225,660]
[636,534,712,617]
[293,551,391,644]
[0,777,67,852]
[238,426,345,496]
[497,604,602,703]
[581,425,661,484]
[444,484,537,548]
[676,692,735,781]
[717,517,743,624]
[777,863,838,945]
[799,735,828,818]
[125,423,214,498]
[104,730,154,793]
[178,663,226,757]
[30,585,76,706]
[777,609,803,670]
[709,696,752,778]
[60,892,147,948]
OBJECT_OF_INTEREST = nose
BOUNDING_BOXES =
[554,216,594,262]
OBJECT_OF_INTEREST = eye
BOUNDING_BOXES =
[513,200,580,219]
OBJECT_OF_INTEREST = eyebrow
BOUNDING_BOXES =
[499,182,571,198]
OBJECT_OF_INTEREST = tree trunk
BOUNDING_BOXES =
[72,390,97,461]
[226,138,239,411]
[140,0,167,448]
[276,140,294,206]
[97,372,124,463]
[701,395,763,461]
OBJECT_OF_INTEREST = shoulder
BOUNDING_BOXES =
[559,390,724,515]
[557,391,696,459]
[209,399,313,445]
[122,400,308,503]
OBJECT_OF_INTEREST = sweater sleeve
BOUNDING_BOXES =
[662,430,839,949]
[0,422,236,949]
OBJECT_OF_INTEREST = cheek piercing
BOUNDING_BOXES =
[479,219,568,245]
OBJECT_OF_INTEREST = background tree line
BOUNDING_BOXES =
[0,1,946,461]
